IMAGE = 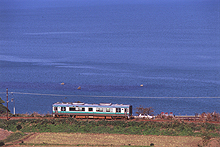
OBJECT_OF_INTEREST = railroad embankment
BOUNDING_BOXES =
[0,117,219,146]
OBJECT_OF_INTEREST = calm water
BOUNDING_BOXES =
[0,0,219,115]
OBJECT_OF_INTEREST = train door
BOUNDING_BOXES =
[58,107,61,112]
[129,105,132,116]
[121,108,125,113]
[124,108,128,115]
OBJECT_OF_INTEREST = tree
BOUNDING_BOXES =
[135,105,154,116]
[0,97,9,114]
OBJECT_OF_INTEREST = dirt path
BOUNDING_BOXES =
[0,128,13,140]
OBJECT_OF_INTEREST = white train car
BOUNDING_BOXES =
[52,102,132,119]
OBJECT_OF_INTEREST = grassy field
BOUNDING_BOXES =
[1,118,220,146]
[1,118,219,137]
[7,132,204,147]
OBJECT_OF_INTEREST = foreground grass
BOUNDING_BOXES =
[1,118,219,137]
[16,132,203,147]
[0,118,219,146]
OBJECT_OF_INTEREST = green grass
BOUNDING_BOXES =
[0,118,219,138]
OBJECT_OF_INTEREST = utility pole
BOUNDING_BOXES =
[6,88,8,120]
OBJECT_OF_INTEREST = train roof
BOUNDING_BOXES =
[52,102,131,108]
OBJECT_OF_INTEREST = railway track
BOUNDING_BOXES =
[0,116,219,124]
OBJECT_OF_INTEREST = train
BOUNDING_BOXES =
[52,102,132,119]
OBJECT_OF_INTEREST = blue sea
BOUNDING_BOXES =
[0,0,219,116]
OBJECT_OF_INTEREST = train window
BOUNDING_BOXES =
[78,107,85,111]
[54,107,57,111]
[61,107,66,111]
[89,108,93,111]
[116,108,121,112]
[106,108,110,112]
[125,108,127,112]
[69,107,75,111]
[96,108,103,112]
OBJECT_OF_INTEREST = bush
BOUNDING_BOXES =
[16,125,22,130]
[0,142,4,146]
[202,131,212,146]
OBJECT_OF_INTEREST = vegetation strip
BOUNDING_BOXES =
[0,118,219,146]
[0,118,219,137]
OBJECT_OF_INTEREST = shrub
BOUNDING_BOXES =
[0,142,4,146]
[211,112,220,122]
[204,123,215,131]
[135,106,154,116]
[16,125,22,130]
[201,131,212,146]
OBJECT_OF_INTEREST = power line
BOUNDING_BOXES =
[2,91,220,99]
